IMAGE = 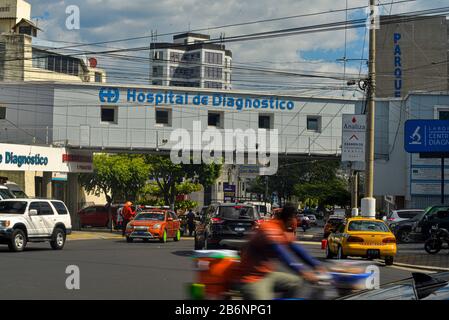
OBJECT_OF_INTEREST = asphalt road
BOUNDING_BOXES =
[0,236,424,300]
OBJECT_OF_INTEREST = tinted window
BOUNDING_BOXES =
[39,202,54,216]
[348,221,389,232]
[52,201,68,215]
[0,201,27,214]
[29,202,40,213]
[397,211,422,219]
[218,206,259,220]
[0,188,14,200]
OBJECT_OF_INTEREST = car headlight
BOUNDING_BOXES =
[153,224,161,229]
[0,220,10,228]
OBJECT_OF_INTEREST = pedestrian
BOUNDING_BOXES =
[121,201,136,236]
[186,209,196,237]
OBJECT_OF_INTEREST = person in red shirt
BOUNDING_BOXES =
[237,203,325,300]
[121,201,136,236]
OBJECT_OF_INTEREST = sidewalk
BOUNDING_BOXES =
[67,231,123,241]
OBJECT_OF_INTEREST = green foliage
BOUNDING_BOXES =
[294,178,350,208]
[79,154,150,203]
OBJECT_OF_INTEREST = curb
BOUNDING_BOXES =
[390,261,449,272]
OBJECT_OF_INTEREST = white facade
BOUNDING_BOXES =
[150,33,232,90]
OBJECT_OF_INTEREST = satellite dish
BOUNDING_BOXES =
[88,57,98,68]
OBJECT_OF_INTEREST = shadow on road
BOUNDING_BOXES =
[172,250,195,257]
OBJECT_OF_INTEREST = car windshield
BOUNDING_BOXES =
[218,206,259,220]
[134,213,165,221]
[0,188,15,200]
[0,201,27,214]
[348,220,390,232]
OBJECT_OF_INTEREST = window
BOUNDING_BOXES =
[205,67,222,80]
[51,201,68,215]
[152,66,163,77]
[208,112,223,128]
[439,110,449,120]
[204,81,222,89]
[307,116,321,132]
[153,51,164,60]
[0,106,5,120]
[101,106,117,123]
[95,72,102,83]
[259,114,273,129]
[205,52,223,65]
[156,108,171,126]
[39,202,54,216]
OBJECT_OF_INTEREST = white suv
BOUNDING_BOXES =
[0,199,72,252]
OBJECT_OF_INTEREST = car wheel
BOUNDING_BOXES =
[126,237,133,243]
[325,243,334,259]
[337,246,347,259]
[160,230,167,243]
[174,229,181,242]
[385,256,394,266]
[8,229,27,252]
[50,228,66,250]
[397,229,412,243]
[424,239,442,254]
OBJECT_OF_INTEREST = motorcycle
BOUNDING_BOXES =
[424,224,449,254]
[188,250,373,300]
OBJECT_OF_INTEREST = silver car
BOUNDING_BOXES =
[383,209,424,224]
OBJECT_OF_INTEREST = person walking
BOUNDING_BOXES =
[121,201,136,236]
[186,209,196,237]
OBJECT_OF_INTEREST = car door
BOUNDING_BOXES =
[171,212,180,233]
[82,207,96,226]
[27,202,47,236]
[38,201,56,236]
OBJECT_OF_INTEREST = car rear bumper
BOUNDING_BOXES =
[344,244,397,257]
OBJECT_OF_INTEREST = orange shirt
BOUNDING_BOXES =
[237,219,295,283]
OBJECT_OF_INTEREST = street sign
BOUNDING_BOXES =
[404,120,449,153]
[223,183,236,202]
[342,114,366,163]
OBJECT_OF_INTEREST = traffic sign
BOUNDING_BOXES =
[404,120,449,153]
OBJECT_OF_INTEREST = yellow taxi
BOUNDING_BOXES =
[325,217,397,265]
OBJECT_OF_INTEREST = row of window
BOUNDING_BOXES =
[205,52,223,65]
[100,106,322,132]
[32,50,81,76]
[204,81,222,89]
[204,66,223,80]
[169,66,201,79]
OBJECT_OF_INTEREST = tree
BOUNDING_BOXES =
[144,155,222,208]
[79,154,150,205]
[294,178,351,209]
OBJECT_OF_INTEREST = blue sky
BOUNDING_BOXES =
[26,0,449,94]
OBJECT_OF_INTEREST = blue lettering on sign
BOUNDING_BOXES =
[99,87,120,103]
[394,33,402,98]
[0,152,49,168]
[405,120,449,153]
[100,88,296,112]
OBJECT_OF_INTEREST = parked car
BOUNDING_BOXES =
[194,203,263,250]
[124,209,181,243]
[390,205,449,243]
[297,214,311,231]
[307,214,318,226]
[323,216,345,238]
[78,205,118,228]
[0,199,72,252]
[325,217,397,266]
[0,185,15,200]
[383,209,424,224]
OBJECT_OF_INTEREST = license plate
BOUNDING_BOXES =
[367,249,380,257]
[235,228,245,232]
[135,231,147,236]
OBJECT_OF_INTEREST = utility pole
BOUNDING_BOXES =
[351,170,359,216]
[361,0,377,218]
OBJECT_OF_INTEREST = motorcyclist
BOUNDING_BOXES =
[237,203,326,300]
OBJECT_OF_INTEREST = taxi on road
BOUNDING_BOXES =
[325,217,397,265]
[125,209,181,243]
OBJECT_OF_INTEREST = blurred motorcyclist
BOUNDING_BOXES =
[237,203,325,300]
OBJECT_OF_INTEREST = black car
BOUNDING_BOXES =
[194,203,262,250]
[390,205,449,243]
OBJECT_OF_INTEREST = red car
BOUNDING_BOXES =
[78,205,118,228]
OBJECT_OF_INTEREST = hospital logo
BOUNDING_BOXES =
[99,88,120,103]
[410,126,422,145]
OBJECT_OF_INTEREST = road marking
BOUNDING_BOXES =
[388,264,435,273]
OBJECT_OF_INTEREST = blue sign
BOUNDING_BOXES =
[405,120,449,153]
[99,87,120,103]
